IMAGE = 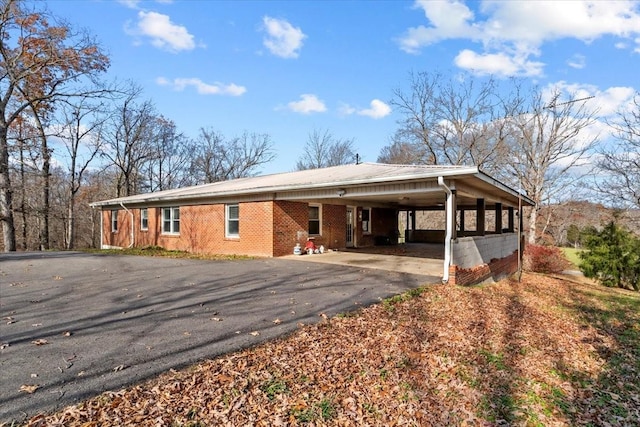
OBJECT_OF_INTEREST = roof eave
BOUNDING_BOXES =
[90,166,482,208]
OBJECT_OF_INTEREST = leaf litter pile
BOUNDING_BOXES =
[22,273,639,426]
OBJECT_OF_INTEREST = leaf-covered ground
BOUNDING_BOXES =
[19,273,640,426]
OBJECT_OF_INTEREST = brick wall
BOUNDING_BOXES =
[273,200,308,256]
[102,209,132,248]
[317,204,347,250]
[448,250,519,286]
[100,201,349,257]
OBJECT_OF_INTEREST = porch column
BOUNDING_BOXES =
[507,207,515,232]
[495,203,503,234]
[476,198,485,236]
[459,209,465,232]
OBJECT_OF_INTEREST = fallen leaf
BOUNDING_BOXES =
[249,331,260,336]
[210,317,223,321]
[53,276,63,280]
[113,365,127,372]
[32,323,42,327]
[273,318,282,324]
[0,343,9,350]
[20,384,39,394]
[31,373,38,378]
[62,331,72,337]
[32,339,48,346]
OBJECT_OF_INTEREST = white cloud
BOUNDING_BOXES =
[455,49,544,76]
[131,11,196,52]
[119,0,173,9]
[399,0,640,76]
[156,77,246,96]
[262,16,306,58]
[357,99,392,119]
[567,54,586,69]
[287,94,326,114]
[338,103,357,116]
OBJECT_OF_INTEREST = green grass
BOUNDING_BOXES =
[561,247,583,268]
[83,246,254,261]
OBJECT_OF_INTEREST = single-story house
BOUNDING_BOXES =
[90,163,534,285]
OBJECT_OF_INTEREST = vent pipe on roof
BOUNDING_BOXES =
[438,176,453,284]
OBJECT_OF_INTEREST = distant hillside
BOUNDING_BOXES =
[536,200,640,246]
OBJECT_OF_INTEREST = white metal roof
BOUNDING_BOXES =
[90,162,533,208]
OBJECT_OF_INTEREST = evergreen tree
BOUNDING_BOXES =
[579,222,640,291]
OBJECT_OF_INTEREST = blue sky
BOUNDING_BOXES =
[46,0,640,175]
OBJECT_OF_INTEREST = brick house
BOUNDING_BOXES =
[90,163,534,285]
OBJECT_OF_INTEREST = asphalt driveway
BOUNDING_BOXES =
[0,251,436,423]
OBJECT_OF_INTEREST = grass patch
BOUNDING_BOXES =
[561,247,583,268]
[83,246,254,261]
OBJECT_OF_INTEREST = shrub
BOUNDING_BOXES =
[523,244,571,274]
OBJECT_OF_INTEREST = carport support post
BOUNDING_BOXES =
[495,203,503,234]
[459,209,465,233]
[476,198,485,236]
[438,177,455,283]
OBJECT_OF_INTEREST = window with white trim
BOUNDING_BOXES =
[362,207,371,234]
[226,204,239,238]
[162,207,180,234]
[140,208,148,231]
[309,205,321,235]
[111,209,118,232]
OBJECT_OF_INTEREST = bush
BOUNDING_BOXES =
[523,244,571,274]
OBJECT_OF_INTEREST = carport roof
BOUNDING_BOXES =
[90,162,534,208]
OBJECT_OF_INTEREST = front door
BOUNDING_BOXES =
[346,207,354,247]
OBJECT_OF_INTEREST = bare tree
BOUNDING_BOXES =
[377,140,428,164]
[143,116,193,191]
[0,0,109,251]
[55,95,106,249]
[101,85,156,197]
[598,93,640,210]
[295,128,356,170]
[191,128,275,183]
[504,87,599,243]
[386,71,509,174]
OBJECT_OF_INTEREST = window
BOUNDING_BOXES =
[140,208,148,231]
[162,207,180,234]
[362,208,371,234]
[308,205,321,235]
[226,204,239,238]
[111,209,118,232]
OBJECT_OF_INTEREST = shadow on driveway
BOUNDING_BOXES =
[0,251,437,423]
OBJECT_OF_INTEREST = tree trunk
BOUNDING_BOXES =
[66,194,75,250]
[528,207,538,244]
[0,126,16,251]
[36,120,50,251]
[18,138,27,250]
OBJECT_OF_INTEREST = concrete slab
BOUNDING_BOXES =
[282,248,444,278]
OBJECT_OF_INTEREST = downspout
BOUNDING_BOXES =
[119,202,135,248]
[98,206,103,249]
[438,176,453,283]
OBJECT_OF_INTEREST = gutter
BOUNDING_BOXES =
[438,176,453,284]
[119,202,134,248]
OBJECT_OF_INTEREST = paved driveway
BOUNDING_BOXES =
[0,252,437,423]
